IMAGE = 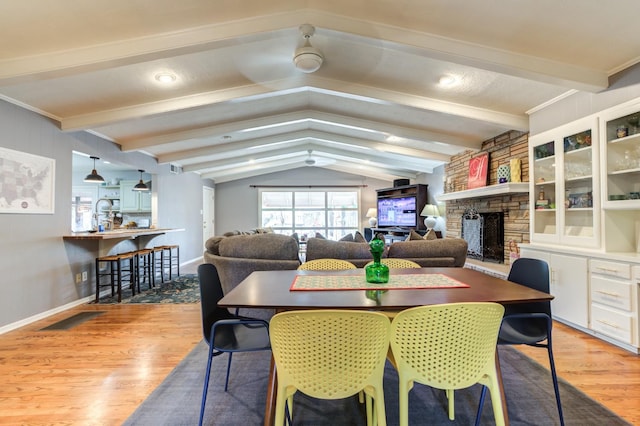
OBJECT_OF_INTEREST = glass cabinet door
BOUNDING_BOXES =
[530,138,558,242]
[529,117,599,247]
[599,101,640,254]
[562,128,597,242]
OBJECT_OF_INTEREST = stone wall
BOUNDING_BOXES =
[444,131,529,264]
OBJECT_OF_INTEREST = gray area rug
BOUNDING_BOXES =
[124,342,631,425]
[93,274,199,304]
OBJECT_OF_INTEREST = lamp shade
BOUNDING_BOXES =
[132,169,149,191]
[83,156,105,183]
[365,207,377,227]
[420,204,440,218]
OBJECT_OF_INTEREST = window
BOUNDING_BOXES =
[260,189,360,240]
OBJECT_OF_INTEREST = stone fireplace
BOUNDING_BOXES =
[442,130,530,265]
[461,209,504,263]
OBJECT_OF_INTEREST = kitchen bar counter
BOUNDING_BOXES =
[63,228,183,241]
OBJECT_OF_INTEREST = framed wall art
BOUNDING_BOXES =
[467,152,489,189]
[0,147,55,214]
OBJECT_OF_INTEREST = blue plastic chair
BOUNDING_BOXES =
[197,263,271,426]
[475,258,564,426]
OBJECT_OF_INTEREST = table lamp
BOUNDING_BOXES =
[366,208,378,227]
[420,204,440,230]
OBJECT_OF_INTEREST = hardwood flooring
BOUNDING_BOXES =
[0,264,638,425]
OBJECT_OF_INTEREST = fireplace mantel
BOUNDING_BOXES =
[437,182,529,201]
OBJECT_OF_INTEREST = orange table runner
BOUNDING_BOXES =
[290,273,470,291]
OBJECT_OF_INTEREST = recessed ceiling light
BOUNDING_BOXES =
[438,74,460,87]
[154,72,177,84]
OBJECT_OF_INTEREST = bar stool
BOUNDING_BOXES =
[95,252,136,303]
[133,248,154,290]
[152,246,166,285]
[156,244,180,281]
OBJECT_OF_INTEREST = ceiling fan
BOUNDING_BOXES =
[303,149,335,167]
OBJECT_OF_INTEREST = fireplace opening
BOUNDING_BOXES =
[461,209,504,263]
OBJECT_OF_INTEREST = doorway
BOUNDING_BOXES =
[202,186,215,248]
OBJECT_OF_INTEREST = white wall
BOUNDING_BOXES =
[0,100,206,330]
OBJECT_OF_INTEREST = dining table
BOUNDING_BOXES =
[218,266,554,426]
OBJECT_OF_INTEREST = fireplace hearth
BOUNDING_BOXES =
[461,209,504,263]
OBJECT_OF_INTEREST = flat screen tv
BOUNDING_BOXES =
[377,196,417,228]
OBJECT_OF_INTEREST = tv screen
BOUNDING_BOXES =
[377,196,417,228]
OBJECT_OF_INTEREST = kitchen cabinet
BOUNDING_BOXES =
[529,117,600,248]
[120,180,151,212]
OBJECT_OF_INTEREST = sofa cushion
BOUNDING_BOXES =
[305,237,377,268]
[218,233,299,260]
[354,231,367,243]
[339,233,354,242]
[387,238,468,267]
[204,236,226,255]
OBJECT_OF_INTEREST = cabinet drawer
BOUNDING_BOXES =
[591,305,633,344]
[590,259,631,279]
[590,276,632,311]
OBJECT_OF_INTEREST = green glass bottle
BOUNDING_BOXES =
[365,237,389,284]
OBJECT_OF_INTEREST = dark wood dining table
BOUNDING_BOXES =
[218,267,554,426]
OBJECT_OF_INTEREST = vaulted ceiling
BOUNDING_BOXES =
[1,1,638,182]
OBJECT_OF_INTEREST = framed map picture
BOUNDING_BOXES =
[467,152,489,189]
[0,147,55,214]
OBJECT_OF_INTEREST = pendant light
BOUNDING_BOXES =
[133,169,149,191]
[83,156,105,183]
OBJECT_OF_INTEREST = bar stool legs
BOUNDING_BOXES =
[133,249,154,290]
[162,245,180,280]
[95,252,136,303]
[152,246,165,285]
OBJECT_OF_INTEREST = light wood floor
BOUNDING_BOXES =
[0,264,638,425]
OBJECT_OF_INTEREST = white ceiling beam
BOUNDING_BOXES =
[1,9,607,93]
[157,128,451,165]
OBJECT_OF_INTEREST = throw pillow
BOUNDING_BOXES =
[408,230,424,240]
[315,232,326,239]
[423,229,438,240]
[339,233,354,242]
[204,236,225,255]
[353,231,367,243]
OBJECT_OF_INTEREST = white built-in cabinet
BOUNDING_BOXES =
[524,98,640,353]
[529,116,600,248]
[518,248,589,328]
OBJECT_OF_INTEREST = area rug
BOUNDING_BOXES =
[124,342,631,426]
[93,274,199,304]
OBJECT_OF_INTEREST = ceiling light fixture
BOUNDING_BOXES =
[154,72,177,84]
[293,24,324,73]
[83,156,105,183]
[439,74,460,87]
[132,169,149,191]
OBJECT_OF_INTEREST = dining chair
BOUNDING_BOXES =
[269,310,391,426]
[475,257,564,426]
[364,258,421,269]
[197,263,271,426]
[297,258,357,270]
[388,302,506,426]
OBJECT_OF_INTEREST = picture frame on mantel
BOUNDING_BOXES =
[0,146,55,214]
[467,152,489,189]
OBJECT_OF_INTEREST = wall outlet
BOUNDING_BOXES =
[82,271,88,281]
[75,273,82,284]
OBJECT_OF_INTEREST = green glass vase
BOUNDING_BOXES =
[365,238,389,284]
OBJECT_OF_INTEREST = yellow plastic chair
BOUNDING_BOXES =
[270,310,391,426]
[298,258,357,270]
[364,258,421,269]
[388,302,506,426]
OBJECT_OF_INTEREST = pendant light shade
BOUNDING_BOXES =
[133,169,149,191]
[84,156,105,183]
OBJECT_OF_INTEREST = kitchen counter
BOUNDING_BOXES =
[63,228,184,241]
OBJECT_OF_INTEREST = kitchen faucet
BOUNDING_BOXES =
[94,198,114,231]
